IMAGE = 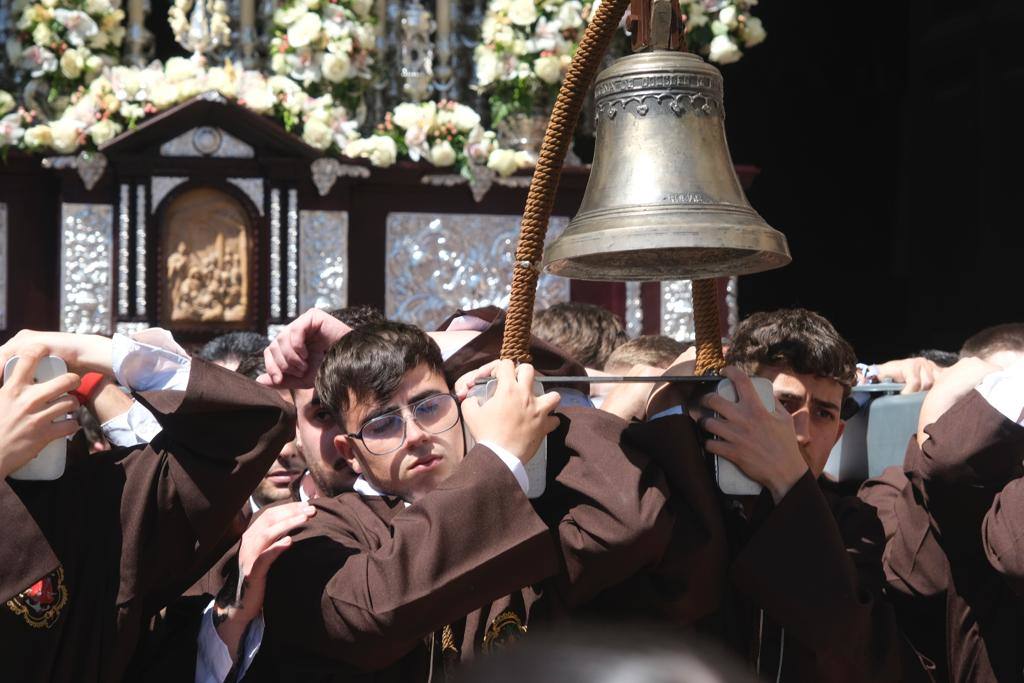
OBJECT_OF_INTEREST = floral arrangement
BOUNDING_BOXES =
[682,0,766,65]
[1,90,26,150]
[8,0,126,112]
[168,0,232,54]
[1,58,360,155]
[363,99,528,179]
[268,0,377,112]
[473,0,592,124]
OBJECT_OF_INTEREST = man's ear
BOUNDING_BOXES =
[333,434,363,475]
[832,419,846,448]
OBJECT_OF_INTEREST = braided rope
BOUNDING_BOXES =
[692,278,725,375]
[499,0,632,362]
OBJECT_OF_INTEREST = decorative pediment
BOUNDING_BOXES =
[99,95,323,161]
[159,127,255,159]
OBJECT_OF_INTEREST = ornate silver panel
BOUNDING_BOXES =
[660,280,694,343]
[726,276,738,337]
[228,178,265,216]
[267,324,287,342]
[299,211,348,311]
[135,185,147,315]
[60,204,114,334]
[115,321,150,336]
[269,189,282,319]
[625,281,643,338]
[160,126,256,158]
[151,176,188,211]
[286,189,298,317]
[660,278,739,342]
[385,213,570,329]
[118,185,131,316]
[0,203,7,329]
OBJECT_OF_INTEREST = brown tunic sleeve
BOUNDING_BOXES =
[731,472,916,681]
[540,407,677,607]
[115,358,296,610]
[615,411,729,623]
[263,445,562,671]
[912,390,1024,563]
[982,478,1024,596]
[0,359,294,683]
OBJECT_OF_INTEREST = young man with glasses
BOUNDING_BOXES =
[233,320,694,681]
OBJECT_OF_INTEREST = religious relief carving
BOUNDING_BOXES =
[160,187,251,326]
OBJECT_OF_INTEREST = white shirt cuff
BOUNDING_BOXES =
[112,327,191,392]
[196,601,233,683]
[100,401,163,447]
[195,600,265,683]
[478,440,530,495]
[649,404,684,421]
[975,361,1024,426]
[554,388,594,409]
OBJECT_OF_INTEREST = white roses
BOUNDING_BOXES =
[429,140,457,167]
[685,1,766,64]
[708,34,741,64]
[532,55,562,84]
[60,48,86,80]
[269,0,376,99]
[507,0,538,26]
[344,135,398,167]
[302,118,334,150]
[321,52,352,83]
[486,148,518,177]
[475,0,592,122]
[287,12,322,48]
[0,91,17,117]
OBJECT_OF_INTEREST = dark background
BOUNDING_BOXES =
[721,0,1024,360]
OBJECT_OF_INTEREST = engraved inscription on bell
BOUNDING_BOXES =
[161,187,251,326]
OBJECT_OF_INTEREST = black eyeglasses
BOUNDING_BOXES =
[346,393,461,455]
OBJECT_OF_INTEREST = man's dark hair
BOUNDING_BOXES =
[328,304,387,329]
[77,406,109,452]
[532,302,627,370]
[726,308,858,397]
[197,331,269,366]
[603,335,687,372]
[315,321,445,426]
[912,349,960,368]
[234,351,266,380]
[960,323,1024,361]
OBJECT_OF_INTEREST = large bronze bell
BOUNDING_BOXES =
[543,50,791,281]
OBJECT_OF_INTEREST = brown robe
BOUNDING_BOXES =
[437,306,588,392]
[0,359,295,683]
[859,448,949,680]
[889,390,1024,682]
[243,407,716,681]
[693,471,928,683]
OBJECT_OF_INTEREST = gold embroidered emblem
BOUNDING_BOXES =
[6,567,68,629]
[441,624,459,656]
[482,610,527,652]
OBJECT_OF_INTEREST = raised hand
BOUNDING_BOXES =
[874,357,943,394]
[213,501,317,662]
[452,359,502,401]
[260,308,352,389]
[461,361,561,465]
[917,356,1000,446]
[701,366,808,502]
[0,345,80,479]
